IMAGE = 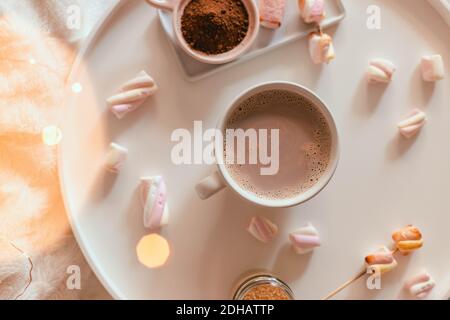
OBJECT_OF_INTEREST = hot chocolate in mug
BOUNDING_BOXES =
[195,81,340,208]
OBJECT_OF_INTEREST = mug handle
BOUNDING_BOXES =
[145,0,175,11]
[195,171,227,200]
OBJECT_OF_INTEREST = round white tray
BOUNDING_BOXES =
[60,0,450,299]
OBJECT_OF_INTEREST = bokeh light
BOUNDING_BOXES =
[42,125,62,146]
[71,82,83,93]
[136,234,170,269]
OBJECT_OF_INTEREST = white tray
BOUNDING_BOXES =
[61,0,450,300]
[428,0,450,26]
[159,0,346,81]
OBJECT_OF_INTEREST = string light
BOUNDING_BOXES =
[71,82,82,93]
[42,125,62,146]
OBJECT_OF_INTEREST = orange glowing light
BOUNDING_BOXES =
[71,82,83,93]
[136,234,170,268]
[42,125,62,146]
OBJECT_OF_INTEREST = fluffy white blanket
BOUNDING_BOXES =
[0,0,115,299]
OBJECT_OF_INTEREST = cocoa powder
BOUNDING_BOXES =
[181,0,249,55]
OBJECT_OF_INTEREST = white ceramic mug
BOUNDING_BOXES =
[195,81,340,208]
[145,0,260,64]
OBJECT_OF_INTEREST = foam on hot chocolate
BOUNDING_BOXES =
[224,90,331,200]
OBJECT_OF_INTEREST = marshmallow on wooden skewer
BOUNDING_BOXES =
[259,0,286,29]
[105,142,128,173]
[421,55,445,82]
[289,223,321,254]
[367,59,396,83]
[140,176,169,230]
[247,216,278,243]
[308,32,335,64]
[299,0,326,24]
[365,246,398,274]
[392,224,423,254]
[107,71,158,119]
[323,225,425,300]
[404,270,435,299]
[397,109,426,139]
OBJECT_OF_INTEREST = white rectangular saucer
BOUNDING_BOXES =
[158,0,346,81]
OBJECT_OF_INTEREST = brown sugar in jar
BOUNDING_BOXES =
[232,272,294,300]
[241,283,291,300]
[181,0,249,55]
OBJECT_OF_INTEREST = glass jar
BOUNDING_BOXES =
[232,271,294,300]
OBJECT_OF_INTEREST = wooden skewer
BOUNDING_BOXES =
[322,269,366,300]
[318,24,323,36]
[322,248,399,300]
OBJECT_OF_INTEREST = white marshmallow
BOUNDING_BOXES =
[404,270,435,299]
[299,0,326,24]
[421,55,445,82]
[259,0,286,29]
[308,32,335,64]
[367,59,396,83]
[289,223,321,254]
[140,176,169,230]
[107,71,158,119]
[105,143,128,173]
[247,216,278,243]
[365,246,398,274]
[397,109,426,138]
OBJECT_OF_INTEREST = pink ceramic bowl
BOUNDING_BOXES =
[146,0,260,65]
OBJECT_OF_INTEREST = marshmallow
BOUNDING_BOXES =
[421,55,445,82]
[247,216,278,243]
[392,225,423,254]
[289,223,321,254]
[397,109,426,139]
[140,176,169,230]
[259,0,286,29]
[105,143,128,173]
[365,246,398,274]
[367,59,396,83]
[107,71,158,119]
[308,32,335,64]
[404,271,435,299]
[299,0,326,24]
